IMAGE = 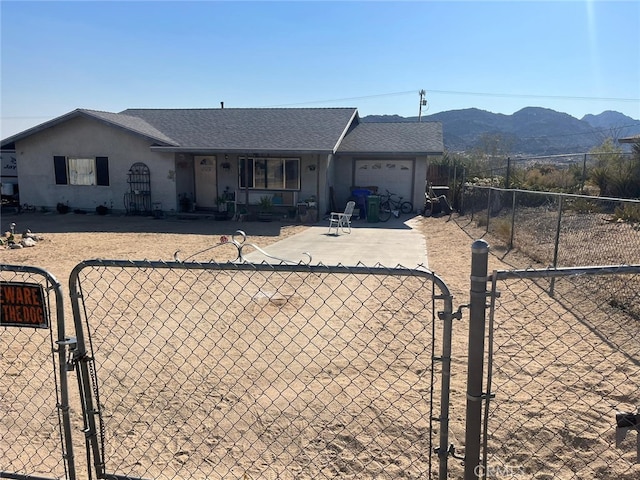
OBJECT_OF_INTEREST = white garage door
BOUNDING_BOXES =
[355,159,414,201]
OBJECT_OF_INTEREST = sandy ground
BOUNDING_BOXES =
[1,211,638,479]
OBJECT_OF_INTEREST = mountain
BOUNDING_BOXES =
[363,107,640,155]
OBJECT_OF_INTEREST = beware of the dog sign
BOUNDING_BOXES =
[0,282,49,329]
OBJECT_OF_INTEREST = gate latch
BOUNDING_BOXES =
[434,443,465,460]
[56,336,77,371]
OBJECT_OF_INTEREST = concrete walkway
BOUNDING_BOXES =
[242,215,428,269]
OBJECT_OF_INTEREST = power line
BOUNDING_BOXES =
[262,90,417,108]
[426,89,640,103]
[2,88,639,120]
[261,89,639,109]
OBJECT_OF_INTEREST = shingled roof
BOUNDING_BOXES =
[337,122,443,155]
[122,108,358,153]
[2,107,444,156]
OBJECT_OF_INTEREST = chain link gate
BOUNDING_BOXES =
[1,264,77,480]
[464,243,640,479]
[69,258,457,480]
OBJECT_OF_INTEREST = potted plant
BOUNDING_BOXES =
[96,204,109,215]
[215,195,227,212]
[210,195,226,220]
[257,195,273,222]
[56,202,70,214]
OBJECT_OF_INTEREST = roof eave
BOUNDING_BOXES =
[1,109,178,148]
[149,146,335,155]
[1,109,84,147]
[332,109,360,153]
[337,150,444,156]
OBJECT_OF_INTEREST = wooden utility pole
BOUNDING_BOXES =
[418,90,427,122]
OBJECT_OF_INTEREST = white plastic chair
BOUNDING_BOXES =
[328,201,356,235]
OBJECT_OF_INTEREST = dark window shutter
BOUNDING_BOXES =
[54,156,67,185]
[96,157,109,186]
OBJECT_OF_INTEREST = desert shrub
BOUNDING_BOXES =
[613,203,640,223]
[587,139,640,199]
[492,218,513,244]
[515,191,548,208]
[565,198,606,214]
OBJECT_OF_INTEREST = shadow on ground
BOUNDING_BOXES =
[1,211,292,236]
[2,211,419,236]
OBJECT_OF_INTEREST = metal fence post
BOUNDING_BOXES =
[485,189,492,233]
[435,280,455,480]
[509,190,516,249]
[464,239,490,480]
[549,195,564,296]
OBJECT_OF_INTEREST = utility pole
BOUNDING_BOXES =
[418,89,427,122]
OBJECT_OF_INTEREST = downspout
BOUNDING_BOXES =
[315,153,321,215]
[244,153,249,209]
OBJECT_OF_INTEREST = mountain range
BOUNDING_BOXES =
[362,107,640,156]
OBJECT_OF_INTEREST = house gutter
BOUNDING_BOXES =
[150,147,334,155]
[337,150,444,157]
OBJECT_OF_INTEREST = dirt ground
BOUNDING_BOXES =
[1,211,638,479]
[0,210,519,303]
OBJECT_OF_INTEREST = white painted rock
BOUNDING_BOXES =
[21,237,37,247]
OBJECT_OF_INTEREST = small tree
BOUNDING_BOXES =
[588,138,640,198]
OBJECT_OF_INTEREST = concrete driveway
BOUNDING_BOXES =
[242,215,428,269]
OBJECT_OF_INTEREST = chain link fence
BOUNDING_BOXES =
[0,264,77,479]
[464,250,640,479]
[461,186,640,267]
[69,259,455,480]
[4,228,640,479]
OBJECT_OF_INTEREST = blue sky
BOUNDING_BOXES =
[1,0,639,139]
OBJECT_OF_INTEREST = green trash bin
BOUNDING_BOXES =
[367,195,380,223]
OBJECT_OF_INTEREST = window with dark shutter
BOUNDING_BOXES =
[54,156,67,185]
[96,157,109,186]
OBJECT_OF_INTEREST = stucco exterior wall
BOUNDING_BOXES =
[332,154,355,209]
[15,116,177,213]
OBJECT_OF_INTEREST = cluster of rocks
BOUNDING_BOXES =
[1,223,43,249]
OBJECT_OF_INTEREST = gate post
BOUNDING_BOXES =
[464,240,490,479]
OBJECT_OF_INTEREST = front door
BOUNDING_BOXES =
[194,156,218,209]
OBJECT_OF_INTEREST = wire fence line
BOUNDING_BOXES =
[3,231,640,479]
[0,264,77,480]
[68,260,455,480]
[461,185,640,268]
[463,151,638,191]
[463,244,640,480]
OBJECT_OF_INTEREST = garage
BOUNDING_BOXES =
[354,159,414,202]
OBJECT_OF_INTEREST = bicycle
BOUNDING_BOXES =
[378,189,413,222]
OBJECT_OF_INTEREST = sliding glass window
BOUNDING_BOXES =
[239,157,300,190]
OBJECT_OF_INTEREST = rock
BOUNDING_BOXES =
[21,237,37,247]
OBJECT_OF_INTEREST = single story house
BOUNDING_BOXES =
[0,107,443,217]
[619,134,640,145]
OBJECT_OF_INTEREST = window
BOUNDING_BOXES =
[239,157,300,190]
[54,156,109,186]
